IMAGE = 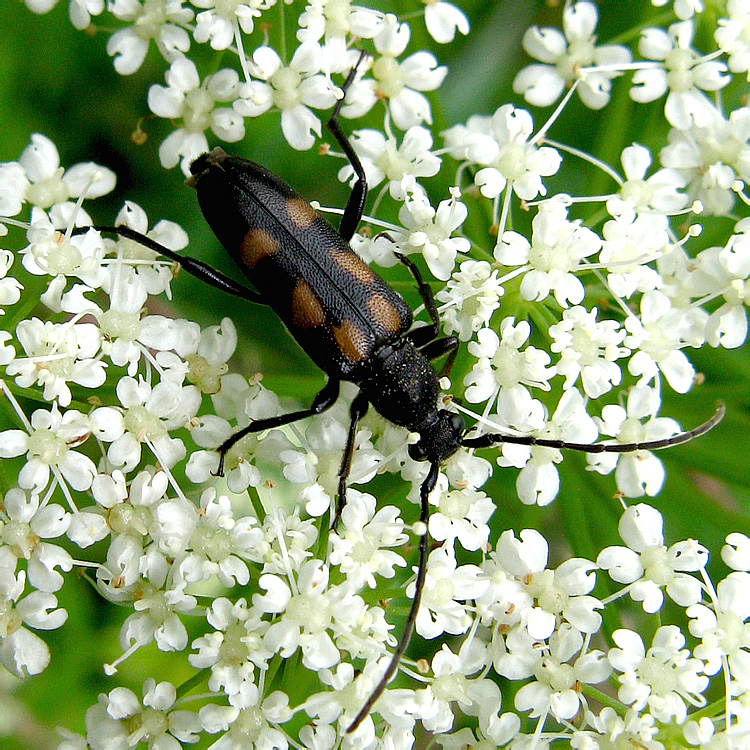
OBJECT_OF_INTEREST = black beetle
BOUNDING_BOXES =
[88,54,725,733]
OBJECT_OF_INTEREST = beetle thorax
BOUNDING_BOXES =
[360,339,439,432]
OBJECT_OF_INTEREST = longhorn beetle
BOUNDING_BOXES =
[88,54,725,733]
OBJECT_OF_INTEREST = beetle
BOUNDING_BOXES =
[89,54,725,733]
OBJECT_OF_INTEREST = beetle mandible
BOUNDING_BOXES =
[90,53,725,733]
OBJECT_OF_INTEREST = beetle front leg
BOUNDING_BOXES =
[216,379,341,475]
[346,460,440,733]
[419,335,459,379]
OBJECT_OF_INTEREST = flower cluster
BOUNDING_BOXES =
[3,0,749,748]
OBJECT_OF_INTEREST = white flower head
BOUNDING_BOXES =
[513,2,632,109]
[632,20,729,130]
[148,58,245,174]
[436,260,503,342]
[495,198,601,308]
[106,0,193,74]
[597,502,706,612]
[396,186,470,280]
[609,625,709,723]
[234,43,337,151]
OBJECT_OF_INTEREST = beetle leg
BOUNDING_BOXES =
[419,335,459,379]
[347,460,439,733]
[216,379,341,475]
[85,225,267,304]
[395,252,441,338]
[328,51,369,242]
[332,392,370,531]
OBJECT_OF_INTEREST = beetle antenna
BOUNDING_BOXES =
[460,401,725,453]
[346,460,439,734]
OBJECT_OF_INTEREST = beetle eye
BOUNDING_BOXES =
[450,413,464,435]
[408,441,428,462]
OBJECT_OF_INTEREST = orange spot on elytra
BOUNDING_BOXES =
[240,229,279,269]
[332,320,369,363]
[291,278,326,328]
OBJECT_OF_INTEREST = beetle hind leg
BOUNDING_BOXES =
[332,393,370,531]
[216,379,341,475]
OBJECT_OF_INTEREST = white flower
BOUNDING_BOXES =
[436,260,503,342]
[148,58,244,173]
[444,105,561,203]
[496,389,599,507]
[17,133,116,220]
[600,207,671,298]
[659,106,750,216]
[464,318,555,406]
[110,578,196,670]
[234,43,337,151]
[189,597,271,701]
[338,125,441,200]
[689,572,750,690]
[0,404,96,493]
[430,487,495,552]
[106,0,193,75]
[367,16,447,129]
[199,692,291,748]
[549,306,629,399]
[423,0,469,44]
[609,625,709,724]
[607,143,688,217]
[192,0,273,50]
[84,679,200,748]
[587,387,680,497]
[19,210,107,291]
[0,488,72,592]
[632,20,729,130]
[410,545,488,640]
[495,198,601,307]
[253,560,342,671]
[715,0,750,80]
[89,376,200,472]
[691,218,750,349]
[0,559,66,677]
[396,186,470,280]
[329,492,407,590]
[513,624,611,722]
[106,201,189,298]
[5,318,105,407]
[513,1,632,109]
[176,488,264,587]
[495,528,602,637]
[624,290,703,393]
[597,503,706,612]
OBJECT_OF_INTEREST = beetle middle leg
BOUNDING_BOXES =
[328,50,370,243]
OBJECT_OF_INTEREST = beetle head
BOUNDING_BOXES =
[408,409,465,465]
